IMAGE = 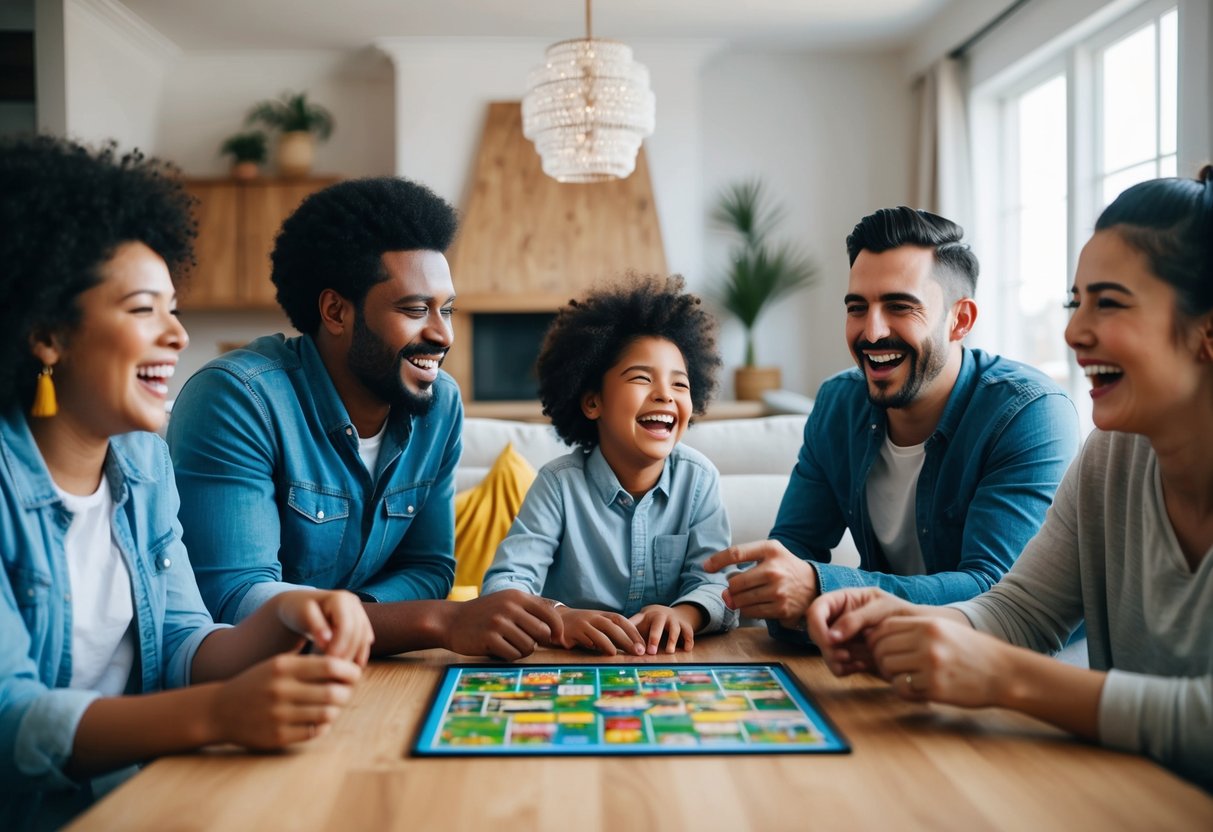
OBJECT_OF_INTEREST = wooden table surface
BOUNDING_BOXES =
[70,628,1213,831]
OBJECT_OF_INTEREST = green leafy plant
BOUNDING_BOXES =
[219,130,268,164]
[245,91,335,140]
[712,179,817,366]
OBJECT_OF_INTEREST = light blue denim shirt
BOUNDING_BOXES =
[167,334,462,623]
[482,443,736,633]
[767,348,1080,642]
[0,408,227,824]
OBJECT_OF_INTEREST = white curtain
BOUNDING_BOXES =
[912,57,972,230]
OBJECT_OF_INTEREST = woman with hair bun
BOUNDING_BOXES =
[0,136,373,828]
[807,168,1213,787]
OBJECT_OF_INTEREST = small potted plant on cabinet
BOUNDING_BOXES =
[245,90,335,178]
[712,179,817,401]
[219,130,268,180]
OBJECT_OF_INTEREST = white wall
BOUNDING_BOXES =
[156,48,394,177]
[701,48,914,396]
[376,37,721,298]
[64,0,173,151]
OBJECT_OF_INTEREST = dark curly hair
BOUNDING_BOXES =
[537,274,722,449]
[0,135,196,411]
[270,177,458,334]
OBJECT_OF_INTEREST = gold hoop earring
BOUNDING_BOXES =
[30,366,58,418]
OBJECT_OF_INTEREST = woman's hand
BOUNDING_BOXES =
[276,589,374,666]
[210,654,362,749]
[557,607,645,656]
[806,588,920,676]
[867,616,1012,707]
[628,604,704,654]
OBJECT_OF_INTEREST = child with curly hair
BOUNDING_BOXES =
[482,275,737,655]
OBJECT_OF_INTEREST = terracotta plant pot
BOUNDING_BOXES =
[277,130,315,178]
[230,160,260,180]
[734,366,781,401]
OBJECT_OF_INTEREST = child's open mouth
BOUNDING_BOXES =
[637,412,677,437]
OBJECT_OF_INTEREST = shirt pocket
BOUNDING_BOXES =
[382,483,431,535]
[284,484,351,581]
[12,566,52,639]
[652,534,689,601]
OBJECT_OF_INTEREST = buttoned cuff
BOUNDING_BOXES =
[480,578,537,597]
[674,585,736,634]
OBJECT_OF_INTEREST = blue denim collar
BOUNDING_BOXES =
[585,444,671,505]
[0,409,151,510]
[296,334,414,450]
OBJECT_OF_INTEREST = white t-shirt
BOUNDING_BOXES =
[357,419,389,477]
[57,478,136,697]
[865,434,927,575]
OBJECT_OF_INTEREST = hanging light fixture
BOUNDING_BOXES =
[522,0,655,183]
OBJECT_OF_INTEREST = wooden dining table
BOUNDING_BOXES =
[69,627,1213,831]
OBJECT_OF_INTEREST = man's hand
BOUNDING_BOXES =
[557,607,646,656]
[703,540,819,624]
[445,590,565,660]
[276,589,375,667]
[628,604,704,654]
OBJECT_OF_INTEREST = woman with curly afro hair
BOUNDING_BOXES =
[0,136,372,828]
[483,274,737,657]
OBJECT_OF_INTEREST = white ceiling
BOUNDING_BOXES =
[118,0,954,51]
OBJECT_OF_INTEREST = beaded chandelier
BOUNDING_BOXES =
[521,0,656,183]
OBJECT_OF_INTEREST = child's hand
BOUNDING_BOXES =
[211,654,361,749]
[557,607,645,656]
[276,589,375,667]
[629,604,704,654]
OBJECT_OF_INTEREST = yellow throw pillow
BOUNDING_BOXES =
[450,443,537,598]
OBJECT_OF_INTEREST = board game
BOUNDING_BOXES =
[412,662,849,756]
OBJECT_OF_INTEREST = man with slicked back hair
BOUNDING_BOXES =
[705,207,1081,644]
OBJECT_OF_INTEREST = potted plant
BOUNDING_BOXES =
[219,131,268,180]
[245,90,335,178]
[712,179,817,401]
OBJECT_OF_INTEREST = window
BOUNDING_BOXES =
[977,2,1180,430]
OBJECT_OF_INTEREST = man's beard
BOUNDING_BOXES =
[855,328,948,410]
[347,313,446,417]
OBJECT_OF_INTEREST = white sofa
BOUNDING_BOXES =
[458,414,859,564]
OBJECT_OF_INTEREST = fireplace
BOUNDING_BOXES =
[470,311,556,401]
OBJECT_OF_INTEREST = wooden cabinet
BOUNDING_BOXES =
[180,177,338,310]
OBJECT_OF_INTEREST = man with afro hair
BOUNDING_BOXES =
[168,177,563,660]
[482,275,737,655]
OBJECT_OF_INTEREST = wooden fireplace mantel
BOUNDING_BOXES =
[446,101,668,401]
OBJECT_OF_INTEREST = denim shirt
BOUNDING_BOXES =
[482,444,737,633]
[167,334,462,623]
[0,409,225,821]
[771,348,1079,616]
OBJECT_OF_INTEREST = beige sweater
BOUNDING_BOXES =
[953,430,1212,788]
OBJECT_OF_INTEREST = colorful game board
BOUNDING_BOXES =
[412,663,849,756]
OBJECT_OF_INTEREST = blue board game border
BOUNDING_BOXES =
[411,662,851,757]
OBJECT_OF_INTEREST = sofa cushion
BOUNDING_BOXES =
[453,443,537,594]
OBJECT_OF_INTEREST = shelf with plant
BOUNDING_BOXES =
[245,91,335,178]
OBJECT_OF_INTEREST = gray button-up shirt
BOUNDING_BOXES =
[482,443,736,633]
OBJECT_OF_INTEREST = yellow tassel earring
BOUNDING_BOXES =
[31,366,58,418]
